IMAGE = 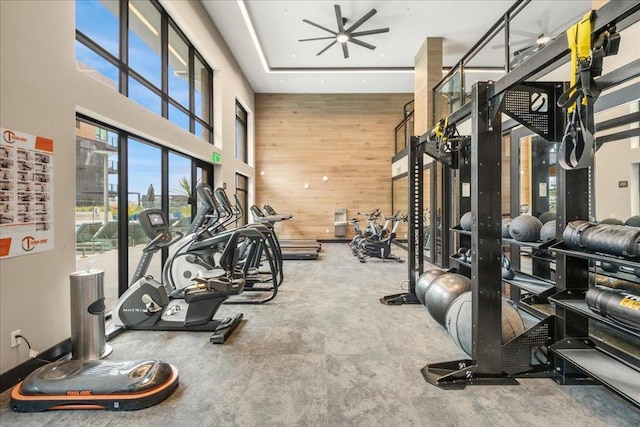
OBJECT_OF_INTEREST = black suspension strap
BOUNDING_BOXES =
[557,11,620,170]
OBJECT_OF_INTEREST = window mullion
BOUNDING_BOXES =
[161,12,169,119]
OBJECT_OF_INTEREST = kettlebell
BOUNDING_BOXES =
[457,247,469,263]
[501,252,515,280]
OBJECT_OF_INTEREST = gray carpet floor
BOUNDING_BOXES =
[1,243,639,426]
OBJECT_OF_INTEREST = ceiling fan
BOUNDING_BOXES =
[299,4,389,59]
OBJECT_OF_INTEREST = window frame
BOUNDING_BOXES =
[235,100,248,163]
[75,0,213,143]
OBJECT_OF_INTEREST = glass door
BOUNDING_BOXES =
[75,120,120,311]
[127,138,162,281]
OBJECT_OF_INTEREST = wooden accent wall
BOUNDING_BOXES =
[255,93,412,240]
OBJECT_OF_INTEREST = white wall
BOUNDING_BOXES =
[0,0,255,374]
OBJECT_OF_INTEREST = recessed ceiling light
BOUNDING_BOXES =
[292,53,296,58]
[362,79,366,83]
[280,79,284,83]
[380,53,384,58]
[320,79,324,83]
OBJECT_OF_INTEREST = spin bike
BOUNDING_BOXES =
[354,213,407,263]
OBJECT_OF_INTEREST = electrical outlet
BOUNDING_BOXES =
[11,330,22,348]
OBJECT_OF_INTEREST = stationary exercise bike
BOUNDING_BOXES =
[355,213,408,263]
[112,208,244,343]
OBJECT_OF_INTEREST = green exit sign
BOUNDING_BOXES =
[211,152,221,163]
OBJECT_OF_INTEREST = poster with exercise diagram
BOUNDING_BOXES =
[0,128,54,259]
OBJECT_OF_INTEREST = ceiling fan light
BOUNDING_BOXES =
[336,33,349,43]
[536,34,551,45]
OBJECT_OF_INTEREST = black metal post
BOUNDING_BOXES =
[471,81,504,374]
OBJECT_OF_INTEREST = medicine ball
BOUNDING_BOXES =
[415,269,446,305]
[424,273,472,326]
[460,211,473,231]
[599,217,624,225]
[540,220,556,241]
[509,215,543,242]
[445,292,525,356]
[538,211,556,224]
[625,215,640,228]
[501,218,512,238]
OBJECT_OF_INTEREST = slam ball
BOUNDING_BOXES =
[625,215,640,228]
[415,269,446,305]
[599,217,624,225]
[540,220,556,241]
[538,211,556,224]
[502,218,512,238]
[460,212,473,231]
[424,273,472,326]
[509,215,543,242]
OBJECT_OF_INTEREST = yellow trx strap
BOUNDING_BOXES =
[566,11,594,113]
[434,117,448,141]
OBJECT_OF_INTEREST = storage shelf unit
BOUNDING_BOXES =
[550,242,640,270]
[550,290,640,340]
[450,226,472,236]
[504,271,555,298]
[550,339,640,407]
[408,0,640,406]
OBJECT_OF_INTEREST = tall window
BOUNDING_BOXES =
[235,173,248,227]
[235,101,248,163]
[75,115,213,309]
[75,0,213,143]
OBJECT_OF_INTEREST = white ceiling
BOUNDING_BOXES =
[202,0,591,94]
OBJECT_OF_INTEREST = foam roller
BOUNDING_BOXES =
[563,220,640,259]
[586,287,640,329]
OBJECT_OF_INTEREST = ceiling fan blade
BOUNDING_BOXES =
[342,42,349,59]
[299,36,337,42]
[334,4,345,33]
[303,19,337,35]
[349,38,375,50]
[351,28,389,37]
[491,39,532,49]
[345,9,377,33]
[509,28,538,38]
[317,40,337,56]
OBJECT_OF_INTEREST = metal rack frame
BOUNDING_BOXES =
[408,1,640,391]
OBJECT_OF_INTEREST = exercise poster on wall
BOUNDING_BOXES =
[0,127,54,259]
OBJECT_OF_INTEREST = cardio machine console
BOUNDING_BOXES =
[138,209,171,241]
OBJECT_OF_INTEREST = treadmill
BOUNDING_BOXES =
[249,205,320,260]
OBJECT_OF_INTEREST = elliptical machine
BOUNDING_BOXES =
[355,213,408,263]
[112,208,244,344]
[165,185,283,304]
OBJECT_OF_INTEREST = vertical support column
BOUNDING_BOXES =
[471,82,503,374]
[408,136,424,294]
[414,38,443,135]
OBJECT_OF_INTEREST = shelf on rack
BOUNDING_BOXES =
[549,241,640,270]
[503,270,555,297]
[549,290,640,340]
[450,225,472,236]
[595,265,640,284]
[516,295,556,319]
[502,237,555,250]
[550,338,640,407]
[449,254,471,269]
